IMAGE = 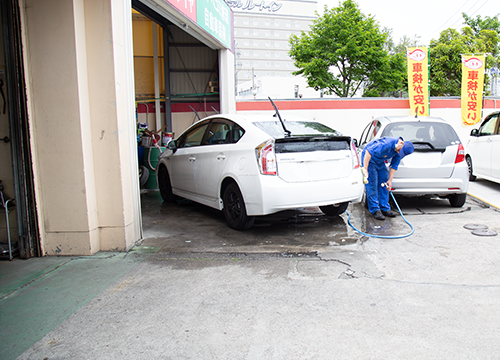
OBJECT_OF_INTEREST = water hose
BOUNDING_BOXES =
[346,191,414,239]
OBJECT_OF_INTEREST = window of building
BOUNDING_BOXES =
[265,31,270,37]
[265,52,271,57]
[244,19,249,25]
[253,40,259,46]
[253,20,258,26]
[253,30,258,36]
[266,72,271,76]
[275,63,280,68]
[244,61,250,67]
[275,52,280,58]
[265,20,270,26]
[244,40,249,46]
[286,22,291,28]
[254,62,259,67]
[265,41,270,47]
[253,51,259,56]
[274,21,279,27]
[266,62,271,68]
[244,51,249,56]
[244,30,249,35]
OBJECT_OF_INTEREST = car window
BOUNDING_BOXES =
[478,114,499,136]
[177,122,210,148]
[381,121,461,149]
[366,120,382,143]
[252,121,341,138]
[359,122,373,146]
[204,120,245,145]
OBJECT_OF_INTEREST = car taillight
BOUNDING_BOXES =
[351,140,360,169]
[255,139,277,175]
[455,143,465,163]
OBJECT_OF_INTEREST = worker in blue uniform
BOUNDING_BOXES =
[362,137,414,220]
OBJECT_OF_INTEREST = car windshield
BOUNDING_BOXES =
[252,121,342,138]
[381,121,461,149]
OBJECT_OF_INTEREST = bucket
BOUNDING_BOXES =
[142,146,165,189]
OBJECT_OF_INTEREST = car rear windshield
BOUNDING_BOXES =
[252,121,342,138]
[275,138,350,153]
[381,121,461,149]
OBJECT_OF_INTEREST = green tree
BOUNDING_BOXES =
[288,0,403,97]
[429,14,499,96]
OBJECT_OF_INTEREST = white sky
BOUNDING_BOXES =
[317,0,500,45]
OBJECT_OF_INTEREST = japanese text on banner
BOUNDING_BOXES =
[407,47,429,117]
[461,55,485,126]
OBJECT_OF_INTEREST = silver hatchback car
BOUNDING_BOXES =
[358,116,469,207]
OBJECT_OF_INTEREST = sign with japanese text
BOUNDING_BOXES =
[164,0,197,23]
[197,0,232,49]
[461,55,485,126]
[407,47,429,117]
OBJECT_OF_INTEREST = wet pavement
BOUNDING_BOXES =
[139,190,477,254]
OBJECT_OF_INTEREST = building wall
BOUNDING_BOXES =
[21,0,141,255]
[229,0,318,97]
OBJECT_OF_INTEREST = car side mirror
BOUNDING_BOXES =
[168,140,177,152]
[470,129,479,137]
[352,138,358,147]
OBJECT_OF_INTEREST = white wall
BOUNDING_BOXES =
[236,100,500,148]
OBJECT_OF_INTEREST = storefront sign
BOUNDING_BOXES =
[461,55,485,126]
[164,0,197,23]
[407,47,429,117]
[197,0,232,48]
[226,0,283,12]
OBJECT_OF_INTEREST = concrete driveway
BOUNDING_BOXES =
[5,189,500,360]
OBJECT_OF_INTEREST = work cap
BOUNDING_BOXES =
[400,141,414,158]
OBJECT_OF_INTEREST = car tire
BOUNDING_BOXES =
[139,165,149,188]
[157,165,175,202]
[320,202,349,216]
[448,193,466,207]
[466,156,477,181]
[222,182,255,230]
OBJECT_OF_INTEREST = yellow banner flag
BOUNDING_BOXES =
[461,55,485,126]
[407,47,430,117]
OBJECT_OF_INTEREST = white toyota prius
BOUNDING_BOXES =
[156,102,364,230]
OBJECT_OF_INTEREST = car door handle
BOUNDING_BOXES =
[487,138,492,143]
[216,154,226,161]
[188,156,196,163]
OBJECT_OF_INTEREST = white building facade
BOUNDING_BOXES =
[227,0,324,99]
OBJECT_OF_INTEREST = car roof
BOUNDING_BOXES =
[375,116,449,124]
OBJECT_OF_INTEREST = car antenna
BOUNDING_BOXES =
[415,107,418,118]
[268,96,291,137]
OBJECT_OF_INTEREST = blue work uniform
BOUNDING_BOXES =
[361,137,403,214]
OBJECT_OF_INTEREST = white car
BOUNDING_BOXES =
[156,106,364,230]
[466,111,500,184]
[358,116,469,207]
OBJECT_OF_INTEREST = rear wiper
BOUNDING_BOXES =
[412,141,446,152]
[412,141,435,149]
[268,96,291,137]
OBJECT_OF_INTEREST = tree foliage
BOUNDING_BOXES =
[288,0,404,97]
[429,14,500,96]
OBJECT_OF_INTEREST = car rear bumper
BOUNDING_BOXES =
[392,169,469,195]
[238,171,364,216]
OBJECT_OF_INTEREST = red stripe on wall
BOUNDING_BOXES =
[236,98,498,111]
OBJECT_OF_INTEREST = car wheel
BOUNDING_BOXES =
[320,202,349,216]
[222,183,255,230]
[448,193,466,207]
[139,165,149,188]
[466,156,477,181]
[157,165,175,202]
